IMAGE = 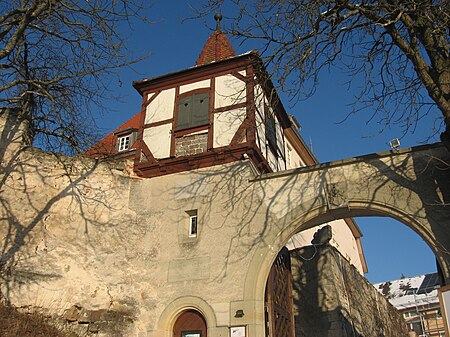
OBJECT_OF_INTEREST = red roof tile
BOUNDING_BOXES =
[196,30,236,66]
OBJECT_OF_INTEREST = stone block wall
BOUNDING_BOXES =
[0,108,32,164]
[290,245,409,337]
[175,132,208,157]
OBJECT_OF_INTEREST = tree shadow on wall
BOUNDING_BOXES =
[0,113,130,305]
[290,244,408,337]
[162,158,325,283]
[364,145,450,281]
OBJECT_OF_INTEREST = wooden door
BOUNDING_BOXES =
[265,247,295,337]
[173,310,207,337]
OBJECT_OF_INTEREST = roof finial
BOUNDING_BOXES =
[214,13,223,32]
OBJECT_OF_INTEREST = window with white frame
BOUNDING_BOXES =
[189,213,198,238]
[118,135,131,152]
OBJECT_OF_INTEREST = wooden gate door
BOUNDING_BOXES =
[265,247,295,337]
[173,310,207,337]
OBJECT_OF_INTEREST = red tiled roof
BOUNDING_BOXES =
[196,30,236,66]
[85,112,141,158]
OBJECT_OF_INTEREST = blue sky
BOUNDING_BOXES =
[97,2,441,284]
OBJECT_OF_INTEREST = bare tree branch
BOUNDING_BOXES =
[0,0,150,154]
[196,0,450,141]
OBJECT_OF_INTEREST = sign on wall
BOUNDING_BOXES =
[230,326,246,337]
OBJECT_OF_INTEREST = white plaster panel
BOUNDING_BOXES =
[213,108,246,148]
[267,150,278,172]
[179,79,211,94]
[215,74,246,109]
[254,84,265,111]
[255,106,266,159]
[143,124,171,159]
[145,88,176,124]
[285,139,305,169]
[254,85,266,153]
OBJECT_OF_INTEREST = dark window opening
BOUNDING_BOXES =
[265,105,277,156]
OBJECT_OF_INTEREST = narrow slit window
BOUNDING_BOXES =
[265,104,277,156]
[189,214,198,238]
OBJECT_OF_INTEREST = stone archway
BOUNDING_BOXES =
[154,296,217,337]
[241,143,450,336]
[244,202,444,304]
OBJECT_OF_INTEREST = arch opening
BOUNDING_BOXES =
[356,216,445,337]
[246,202,449,306]
[246,202,449,337]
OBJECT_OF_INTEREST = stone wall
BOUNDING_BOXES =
[1,110,448,337]
[0,109,264,336]
[0,148,139,335]
[290,245,409,337]
[0,108,32,164]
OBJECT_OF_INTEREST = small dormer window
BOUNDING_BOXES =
[118,135,131,152]
[404,288,417,295]
[114,127,138,154]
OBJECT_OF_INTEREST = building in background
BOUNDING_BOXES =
[375,273,447,337]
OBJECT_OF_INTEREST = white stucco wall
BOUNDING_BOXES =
[254,84,286,172]
[145,88,176,124]
[143,124,171,159]
[179,79,211,94]
[285,139,305,170]
[215,73,246,108]
[213,108,246,148]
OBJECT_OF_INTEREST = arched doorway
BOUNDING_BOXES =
[173,309,207,337]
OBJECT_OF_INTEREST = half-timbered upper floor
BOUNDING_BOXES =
[86,25,316,178]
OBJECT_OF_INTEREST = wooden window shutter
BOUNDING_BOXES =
[178,96,193,129]
[115,135,120,152]
[177,93,209,129]
[191,93,209,126]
